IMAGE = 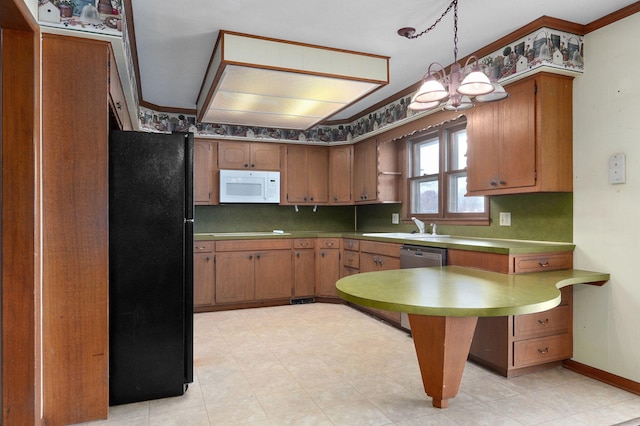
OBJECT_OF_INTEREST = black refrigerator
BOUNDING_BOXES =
[109,130,194,405]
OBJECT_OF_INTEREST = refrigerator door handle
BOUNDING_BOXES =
[185,219,194,223]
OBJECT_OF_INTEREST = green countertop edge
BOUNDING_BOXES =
[335,266,610,317]
[194,232,575,254]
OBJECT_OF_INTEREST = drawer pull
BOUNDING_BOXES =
[325,242,334,247]
[538,261,550,267]
[537,347,550,354]
[538,318,550,325]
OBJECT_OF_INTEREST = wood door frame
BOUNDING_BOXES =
[1,1,41,424]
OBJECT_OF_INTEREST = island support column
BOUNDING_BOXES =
[408,314,478,408]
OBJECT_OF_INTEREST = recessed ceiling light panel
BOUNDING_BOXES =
[196,31,389,130]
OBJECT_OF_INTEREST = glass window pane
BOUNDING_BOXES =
[416,138,439,176]
[450,129,467,171]
[448,174,485,213]
[412,179,439,214]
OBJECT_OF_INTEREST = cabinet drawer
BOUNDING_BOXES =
[514,305,570,340]
[343,250,359,268]
[293,238,315,249]
[512,252,573,273]
[317,238,340,249]
[360,240,400,258]
[194,241,214,253]
[513,333,572,368]
[216,239,292,251]
[343,239,360,251]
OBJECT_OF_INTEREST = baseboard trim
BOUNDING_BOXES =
[563,359,640,396]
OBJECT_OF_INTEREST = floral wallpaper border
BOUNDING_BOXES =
[38,0,124,36]
[138,26,584,143]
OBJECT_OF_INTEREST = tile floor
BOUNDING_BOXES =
[77,303,640,425]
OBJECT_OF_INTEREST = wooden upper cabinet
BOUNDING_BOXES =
[108,47,132,130]
[194,139,217,205]
[283,145,328,204]
[353,138,400,203]
[466,73,573,196]
[329,145,353,204]
[353,138,378,202]
[218,141,280,170]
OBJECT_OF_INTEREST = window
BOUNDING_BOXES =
[408,117,488,222]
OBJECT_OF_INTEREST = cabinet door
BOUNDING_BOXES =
[353,139,378,202]
[467,102,500,192]
[254,249,292,300]
[466,77,537,194]
[251,142,280,170]
[108,49,132,130]
[294,249,315,297]
[284,145,309,203]
[360,252,399,272]
[315,249,340,297]
[194,251,214,306]
[218,141,251,169]
[215,251,254,303]
[498,78,536,189]
[307,146,329,203]
[329,145,353,204]
[194,140,216,205]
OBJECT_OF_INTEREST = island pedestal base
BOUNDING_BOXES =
[408,314,478,408]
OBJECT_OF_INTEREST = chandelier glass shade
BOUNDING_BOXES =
[400,0,509,112]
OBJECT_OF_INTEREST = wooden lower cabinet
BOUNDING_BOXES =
[214,239,292,305]
[293,239,315,298]
[315,238,341,298]
[449,248,575,377]
[357,241,402,325]
[255,249,294,300]
[194,241,215,308]
[215,251,255,303]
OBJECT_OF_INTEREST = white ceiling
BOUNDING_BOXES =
[130,0,636,123]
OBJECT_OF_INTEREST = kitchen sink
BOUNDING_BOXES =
[361,232,450,239]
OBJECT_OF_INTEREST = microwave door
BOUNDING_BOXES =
[221,177,267,203]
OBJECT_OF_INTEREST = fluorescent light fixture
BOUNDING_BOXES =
[197,31,389,130]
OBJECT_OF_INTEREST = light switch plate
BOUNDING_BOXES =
[609,153,626,184]
[499,212,511,226]
[392,213,400,224]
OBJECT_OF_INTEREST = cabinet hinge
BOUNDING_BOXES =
[534,83,537,95]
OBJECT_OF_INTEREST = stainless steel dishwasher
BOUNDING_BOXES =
[399,245,447,330]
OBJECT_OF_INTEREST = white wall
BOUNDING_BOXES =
[23,0,38,20]
[573,11,640,381]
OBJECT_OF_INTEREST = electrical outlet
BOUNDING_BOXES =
[392,213,400,224]
[499,212,511,226]
[609,153,626,184]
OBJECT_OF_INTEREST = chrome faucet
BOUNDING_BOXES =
[411,217,426,234]
[430,223,437,235]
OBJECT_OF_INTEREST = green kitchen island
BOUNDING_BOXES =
[336,266,609,408]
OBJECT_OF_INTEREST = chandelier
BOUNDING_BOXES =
[398,0,508,112]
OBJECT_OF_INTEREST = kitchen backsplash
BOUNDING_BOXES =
[357,192,573,242]
[195,192,572,242]
[194,204,356,233]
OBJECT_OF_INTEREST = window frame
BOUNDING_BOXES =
[406,117,489,224]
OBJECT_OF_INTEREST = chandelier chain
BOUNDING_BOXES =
[403,0,458,41]
[452,0,458,62]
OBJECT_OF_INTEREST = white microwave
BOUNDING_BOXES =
[219,170,280,203]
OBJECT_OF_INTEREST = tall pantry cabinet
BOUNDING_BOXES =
[41,34,127,425]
